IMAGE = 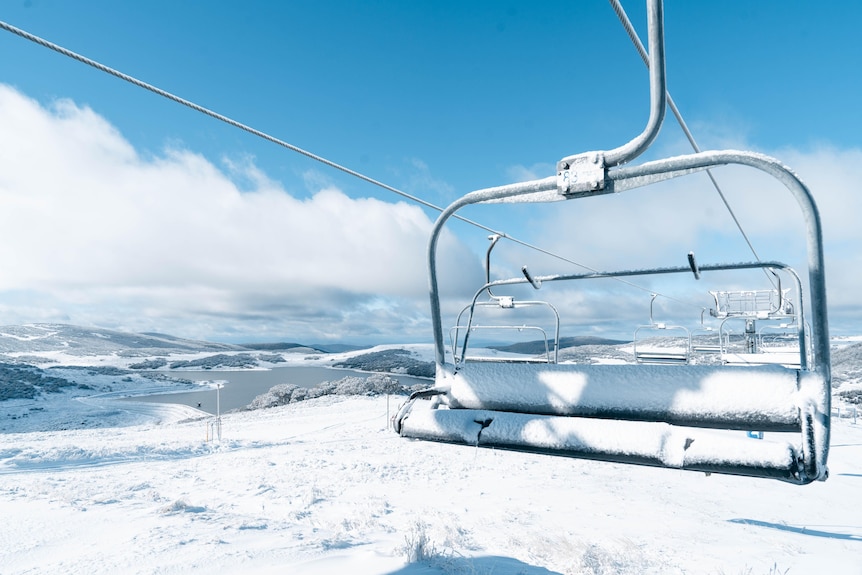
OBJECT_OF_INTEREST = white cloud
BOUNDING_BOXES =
[0,85,482,342]
[505,162,555,183]
[2,84,856,345]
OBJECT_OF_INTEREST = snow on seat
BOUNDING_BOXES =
[396,361,827,483]
[439,362,804,431]
[399,405,803,481]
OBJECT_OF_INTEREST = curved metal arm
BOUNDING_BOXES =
[561,0,666,169]
[484,234,504,300]
[648,293,658,324]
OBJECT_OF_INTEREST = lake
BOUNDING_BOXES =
[128,366,430,414]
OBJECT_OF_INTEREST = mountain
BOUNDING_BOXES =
[0,323,244,357]
[488,336,629,355]
[0,324,378,359]
[307,343,372,354]
[237,342,372,354]
[235,342,322,352]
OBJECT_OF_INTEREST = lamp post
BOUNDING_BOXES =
[215,382,223,441]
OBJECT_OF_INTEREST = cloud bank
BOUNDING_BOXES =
[0,85,482,343]
[1,83,858,344]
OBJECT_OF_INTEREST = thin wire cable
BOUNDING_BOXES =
[608,0,775,290]
[0,20,562,260]
[0,18,696,309]
[0,21,454,219]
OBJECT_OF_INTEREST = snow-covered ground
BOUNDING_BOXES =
[1,325,861,574]
[2,392,861,574]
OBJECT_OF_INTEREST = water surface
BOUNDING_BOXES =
[129,366,428,414]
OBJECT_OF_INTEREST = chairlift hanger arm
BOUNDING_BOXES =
[559,0,666,173]
[416,0,831,485]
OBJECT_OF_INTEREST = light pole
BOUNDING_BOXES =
[215,382,223,441]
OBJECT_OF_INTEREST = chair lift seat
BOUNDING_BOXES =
[400,404,801,480]
[440,362,802,430]
[395,362,828,483]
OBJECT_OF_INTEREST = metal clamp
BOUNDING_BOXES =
[557,152,606,195]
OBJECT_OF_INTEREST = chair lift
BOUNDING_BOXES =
[758,320,812,360]
[712,268,812,368]
[690,308,723,355]
[633,293,692,364]
[450,234,561,365]
[394,0,831,484]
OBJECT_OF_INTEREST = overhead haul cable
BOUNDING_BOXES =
[608,0,774,290]
[0,19,699,309]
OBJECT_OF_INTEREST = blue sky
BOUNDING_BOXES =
[0,1,860,344]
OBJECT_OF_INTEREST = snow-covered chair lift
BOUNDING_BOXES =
[690,308,723,355]
[633,294,692,364]
[450,234,561,365]
[712,268,811,368]
[394,0,830,485]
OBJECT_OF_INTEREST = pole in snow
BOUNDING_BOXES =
[215,382,224,441]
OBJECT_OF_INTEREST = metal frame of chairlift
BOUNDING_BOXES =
[395,0,831,484]
[450,234,561,365]
[691,308,723,355]
[710,268,813,368]
[633,293,692,364]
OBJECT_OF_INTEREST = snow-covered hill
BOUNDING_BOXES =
[0,323,245,358]
[1,395,861,574]
[1,325,861,574]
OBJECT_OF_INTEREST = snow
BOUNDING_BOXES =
[440,362,807,429]
[398,404,802,478]
[0,333,860,574]
[2,386,862,574]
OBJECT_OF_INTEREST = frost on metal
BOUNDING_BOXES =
[415,0,831,485]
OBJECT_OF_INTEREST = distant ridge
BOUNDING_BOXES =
[237,342,317,352]
[488,336,628,355]
[0,324,243,356]
[236,342,370,353]
[0,324,374,358]
[309,343,371,354]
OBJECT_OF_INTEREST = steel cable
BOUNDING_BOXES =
[608,0,775,289]
[0,18,700,310]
